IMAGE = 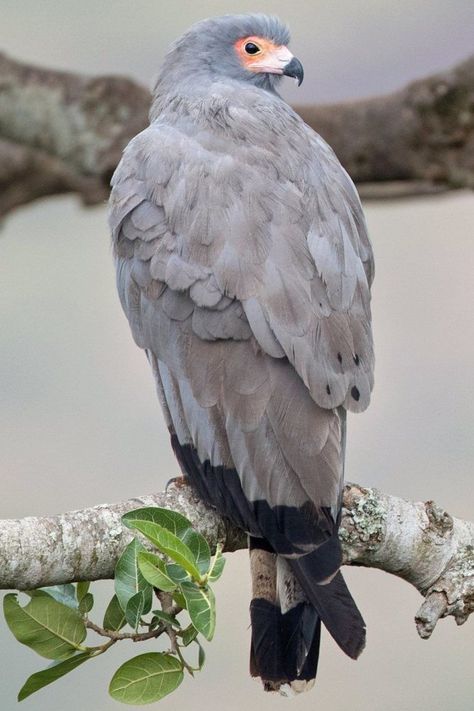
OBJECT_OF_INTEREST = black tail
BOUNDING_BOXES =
[281,600,321,682]
[249,540,321,693]
[289,556,366,660]
[249,597,321,692]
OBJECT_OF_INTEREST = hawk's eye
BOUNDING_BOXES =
[244,42,261,55]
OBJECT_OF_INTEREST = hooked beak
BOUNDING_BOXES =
[282,56,304,86]
[243,43,304,87]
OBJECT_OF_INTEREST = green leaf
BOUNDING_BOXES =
[130,521,201,581]
[37,585,77,609]
[109,652,184,704]
[197,642,205,670]
[78,593,94,615]
[137,552,177,593]
[123,508,212,579]
[151,610,181,628]
[114,539,153,614]
[208,552,226,582]
[122,508,192,538]
[172,591,186,609]
[103,595,126,632]
[179,582,216,641]
[181,529,211,575]
[166,563,190,584]
[18,653,91,701]
[180,624,198,647]
[125,591,148,631]
[76,582,90,603]
[3,593,86,660]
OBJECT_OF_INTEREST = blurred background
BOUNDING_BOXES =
[1,1,473,710]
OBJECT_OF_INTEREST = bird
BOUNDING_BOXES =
[109,13,374,695]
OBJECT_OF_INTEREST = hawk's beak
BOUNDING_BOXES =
[244,45,304,86]
[282,56,304,86]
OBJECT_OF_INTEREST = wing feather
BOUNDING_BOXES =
[110,110,373,554]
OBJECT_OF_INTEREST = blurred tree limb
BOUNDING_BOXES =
[1,51,473,218]
[0,481,472,640]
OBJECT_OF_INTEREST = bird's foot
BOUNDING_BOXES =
[165,475,186,493]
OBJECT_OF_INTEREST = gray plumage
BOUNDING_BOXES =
[109,13,374,694]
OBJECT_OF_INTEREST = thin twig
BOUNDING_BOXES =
[86,619,167,643]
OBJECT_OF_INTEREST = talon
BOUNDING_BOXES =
[165,476,184,492]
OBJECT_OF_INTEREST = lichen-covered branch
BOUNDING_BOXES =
[0,51,149,217]
[296,55,474,194]
[0,52,149,177]
[0,483,244,592]
[1,52,473,217]
[0,481,472,639]
[340,485,474,638]
[0,138,109,216]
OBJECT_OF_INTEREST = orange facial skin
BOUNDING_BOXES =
[234,36,293,75]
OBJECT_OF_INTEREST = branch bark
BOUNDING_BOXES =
[295,55,474,196]
[0,481,472,640]
[0,51,149,218]
[1,51,473,217]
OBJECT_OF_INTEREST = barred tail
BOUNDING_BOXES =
[249,540,320,694]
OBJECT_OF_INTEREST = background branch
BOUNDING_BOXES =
[296,55,474,196]
[0,52,473,218]
[0,51,148,218]
[0,482,472,640]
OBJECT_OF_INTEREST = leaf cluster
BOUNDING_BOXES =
[3,507,225,704]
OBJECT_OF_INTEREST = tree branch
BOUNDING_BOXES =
[0,481,472,639]
[0,51,149,218]
[295,55,474,196]
[1,52,473,217]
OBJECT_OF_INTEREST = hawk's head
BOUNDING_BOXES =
[158,14,303,93]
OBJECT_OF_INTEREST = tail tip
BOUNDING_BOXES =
[350,627,367,660]
[262,679,316,696]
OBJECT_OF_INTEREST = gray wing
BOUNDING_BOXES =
[110,119,374,407]
[109,118,373,545]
